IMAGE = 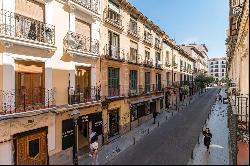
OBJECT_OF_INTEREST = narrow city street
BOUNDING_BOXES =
[107,88,219,165]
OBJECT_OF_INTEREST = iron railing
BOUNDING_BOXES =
[0,88,56,114]
[0,9,55,45]
[104,8,123,29]
[102,85,126,98]
[103,44,125,61]
[71,0,99,14]
[64,31,99,55]
[68,86,101,105]
[144,31,153,45]
[143,58,154,67]
[128,84,163,96]
[127,54,142,64]
[155,61,163,69]
[127,22,140,38]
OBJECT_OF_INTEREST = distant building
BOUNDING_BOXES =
[208,57,227,81]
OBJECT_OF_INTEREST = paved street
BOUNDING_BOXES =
[107,88,219,165]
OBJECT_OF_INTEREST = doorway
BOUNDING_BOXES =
[14,127,48,165]
[108,109,119,138]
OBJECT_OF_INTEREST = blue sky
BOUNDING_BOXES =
[128,0,229,58]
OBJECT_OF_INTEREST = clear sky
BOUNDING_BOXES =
[128,0,229,58]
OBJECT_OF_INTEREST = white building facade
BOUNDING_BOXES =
[208,57,227,81]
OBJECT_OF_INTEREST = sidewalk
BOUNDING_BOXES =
[187,88,230,165]
[78,91,201,165]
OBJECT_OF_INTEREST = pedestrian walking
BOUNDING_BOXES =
[89,132,99,165]
[203,128,212,152]
[219,94,222,103]
[89,131,97,157]
[153,111,158,124]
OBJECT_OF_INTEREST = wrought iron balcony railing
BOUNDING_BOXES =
[127,54,142,64]
[68,86,101,105]
[127,24,140,39]
[102,85,126,99]
[71,0,99,14]
[0,9,55,45]
[64,31,99,55]
[143,58,154,67]
[155,61,163,69]
[104,8,123,30]
[144,32,153,45]
[173,63,178,69]
[165,61,171,67]
[0,88,56,115]
[103,44,125,61]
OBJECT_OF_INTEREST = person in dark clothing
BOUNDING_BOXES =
[153,111,158,124]
[203,128,212,151]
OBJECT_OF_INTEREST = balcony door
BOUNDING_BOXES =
[129,70,137,95]
[108,68,120,97]
[145,72,150,93]
[75,18,91,50]
[156,73,161,91]
[15,61,45,112]
[75,67,91,101]
[108,31,120,58]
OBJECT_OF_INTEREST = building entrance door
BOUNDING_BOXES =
[15,128,48,165]
[109,109,119,138]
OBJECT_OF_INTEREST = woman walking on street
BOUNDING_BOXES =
[203,128,212,152]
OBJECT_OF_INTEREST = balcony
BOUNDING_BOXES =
[0,88,56,115]
[103,44,125,62]
[71,0,99,14]
[127,26,140,39]
[127,54,142,65]
[143,32,153,45]
[64,31,99,56]
[0,9,55,49]
[154,40,162,50]
[103,8,123,31]
[143,58,154,67]
[173,62,178,69]
[155,61,163,69]
[165,61,171,67]
[68,86,101,105]
[145,84,164,94]
[102,85,125,99]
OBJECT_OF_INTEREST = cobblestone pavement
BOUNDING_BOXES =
[106,88,219,165]
[77,91,201,165]
[187,88,230,165]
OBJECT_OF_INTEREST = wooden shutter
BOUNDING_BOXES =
[15,0,45,22]
[75,18,91,39]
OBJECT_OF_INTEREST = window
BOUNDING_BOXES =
[155,37,160,48]
[156,52,161,62]
[172,55,176,65]
[166,51,170,62]
[215,65,218,68]
[129,16,137,33]
[129,70,138,91]
[156,73,161,91]
[174,73,176,81]
[29,138,40,158]
[108,68,120,96]
[145,72,151,92]
[215,73,219,77]
[145,49,150,60]
[222,73,225,76]
[166,72,171,85]
[108,31,120,58]
[130,41,138,62]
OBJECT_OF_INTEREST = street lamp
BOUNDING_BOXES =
[70,107,80,165]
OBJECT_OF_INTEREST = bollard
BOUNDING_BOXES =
[208,114,210,119]
[133,137,136,145]
[158,122,160,127]
[172,112,174,117]
[198,136,200,144]
[148,128,149,134]
[191,150,194,159]
[166,116,168,121]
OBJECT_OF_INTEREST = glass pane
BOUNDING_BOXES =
[29,138,40,158]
